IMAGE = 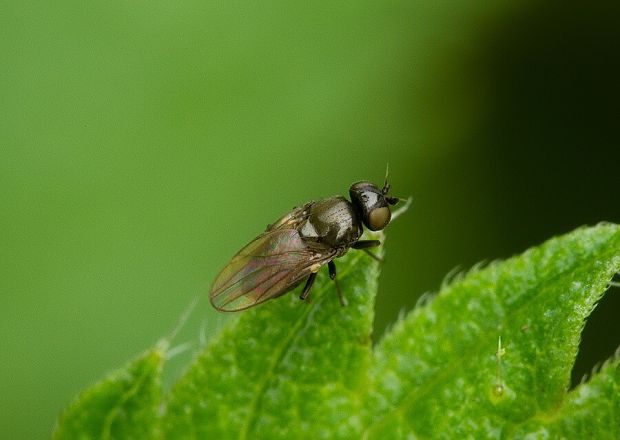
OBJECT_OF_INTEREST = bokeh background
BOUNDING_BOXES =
[2,1,619,438]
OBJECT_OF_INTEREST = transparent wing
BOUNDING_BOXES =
[209,229,333,311]
[266,202,311,231]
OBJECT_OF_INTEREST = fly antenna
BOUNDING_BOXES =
[382,163,391,194]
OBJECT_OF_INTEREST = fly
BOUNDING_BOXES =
[209,176,403,311]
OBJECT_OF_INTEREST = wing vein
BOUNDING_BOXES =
[210,229,332,311]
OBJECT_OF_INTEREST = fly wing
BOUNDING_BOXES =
[266,202,312,232]
[209,229,333,311]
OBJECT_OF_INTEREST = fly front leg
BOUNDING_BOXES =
[352,239,381,249]
[328,260,347,307]
[352,240,383,262]
[300,272,317,300]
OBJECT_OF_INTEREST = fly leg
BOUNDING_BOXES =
[352,240,383,262]
[352,239,381,249]
[328,260,347,307]
[299,272,317,301]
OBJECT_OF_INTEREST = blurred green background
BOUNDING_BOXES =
[2,1,619,438]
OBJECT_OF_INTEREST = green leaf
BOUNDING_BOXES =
[161,232,384,439]
[512,354,620,439]
[52,348,164,440]
[363,223,620,439]
[53,224,620,438]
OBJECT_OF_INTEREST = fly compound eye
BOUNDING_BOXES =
[367,206,391,231]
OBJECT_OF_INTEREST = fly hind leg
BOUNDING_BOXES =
[328,260,347,307]
[299,272,317,301]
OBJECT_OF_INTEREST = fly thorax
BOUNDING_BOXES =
[297,197,361,247]
[299,220,319,238]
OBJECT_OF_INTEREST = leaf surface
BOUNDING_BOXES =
[52,224,620,439]
[52,348,163,440]
[363,223,620,438]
